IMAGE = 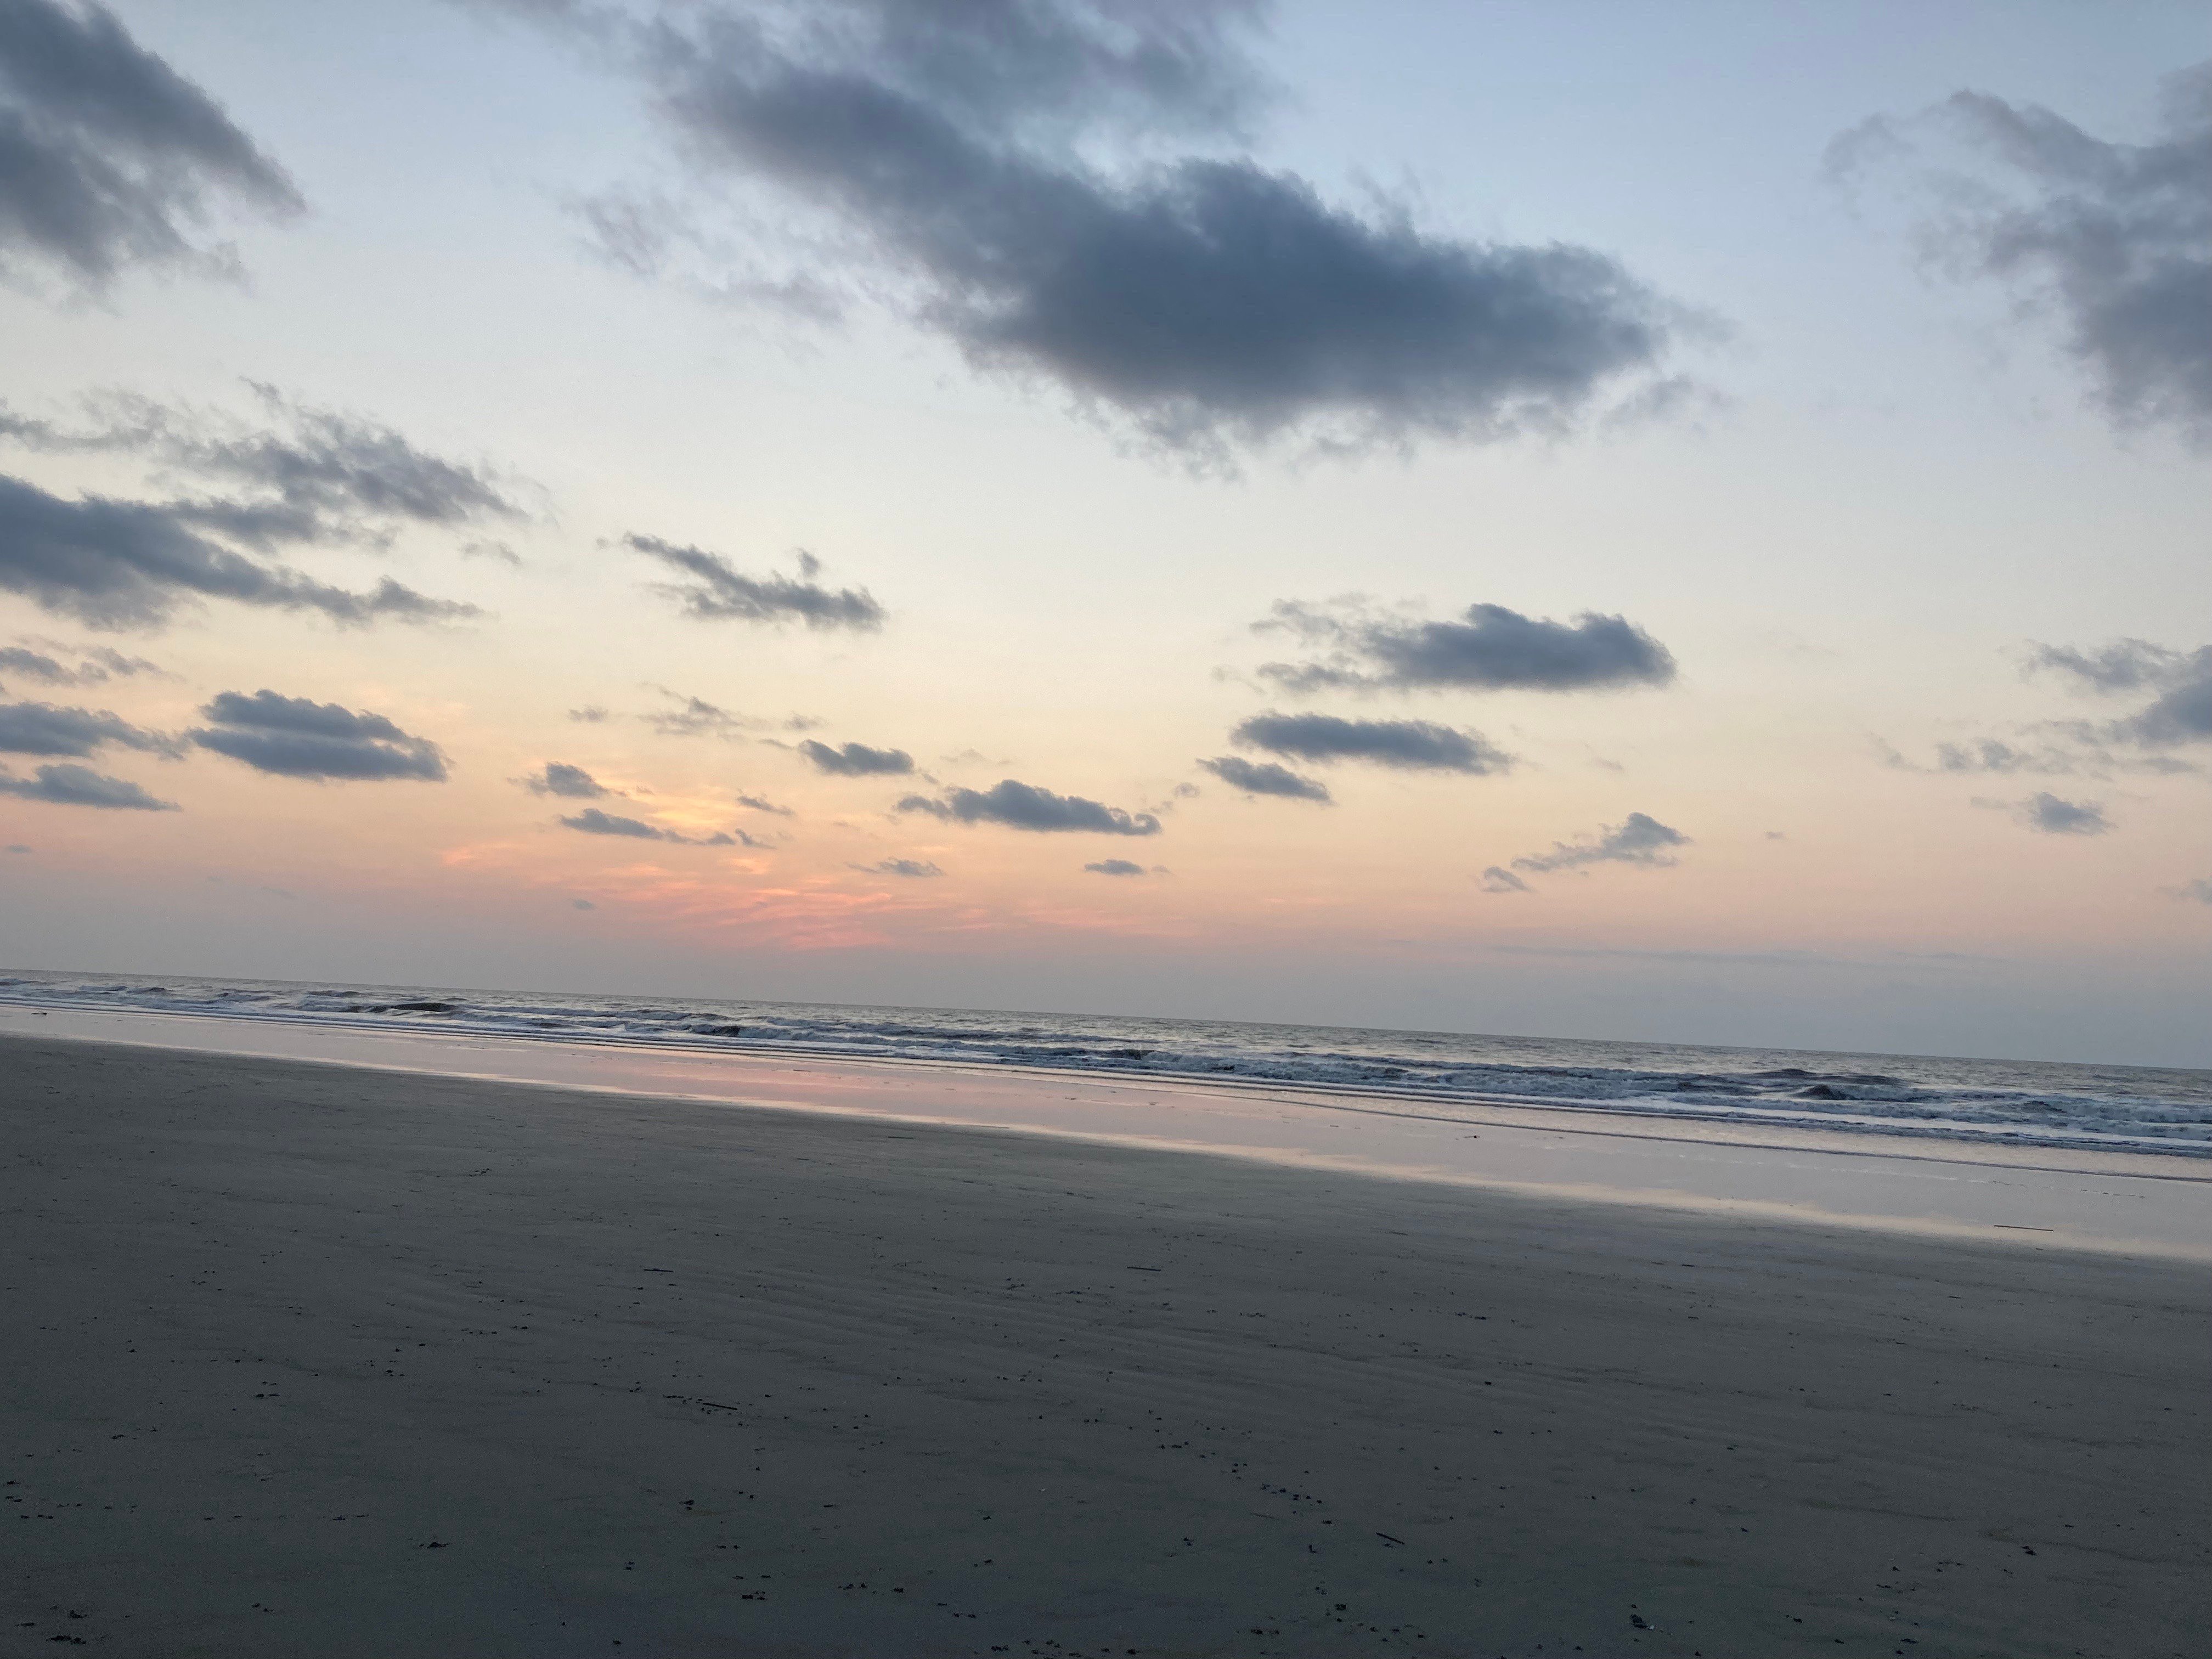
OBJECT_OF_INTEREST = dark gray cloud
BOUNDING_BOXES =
[735,790,793,816]
[0,758,174,809]
[557,805,742,845]
[624,535,885,629]
[0,698,177,758]
[1195,753,1329,802]
[851,856,943,878]
[188,689,448,782]
[2176,877,2212,905]
[1257,599,1676,695]
[1084,857,1146,876]
[568,705,611,723]
[0,471,478,631]
[0,0,303,288]
[509,1,1682,459]
[1836,64,2212,440]
[2131,674,2212,746]
[572,896,596,910]
[5,840,27,850]
[2017,791,2112,836]
[798,737,913,776]
[1486,811,1690,891]
[1231,710,1510,774]
[520,761,612,798]
[3,387,523,549]
[0,640,158,684]
[900,777,1161,835]
[2029,637,2212,747]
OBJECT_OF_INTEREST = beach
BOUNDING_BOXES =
[3,1030,2207,1658]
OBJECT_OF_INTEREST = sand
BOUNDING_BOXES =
[2,1032,2205,1658]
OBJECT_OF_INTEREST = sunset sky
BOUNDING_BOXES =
[2,0,2207,1064]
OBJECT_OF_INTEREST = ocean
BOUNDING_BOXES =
[2,967,2204,1157]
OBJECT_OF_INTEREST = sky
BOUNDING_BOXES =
[1,0,2207,1066]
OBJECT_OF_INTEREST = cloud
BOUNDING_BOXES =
[1084,857,1147,876]
[734,791,793,816]
[1934,738,2107,776]
[2016,791,2112,836]
[2029,637,2212,747]
[640,686,754,738]
[1835,64,2212,441]
[572,896,596,910]
[0,759,174,809]
[1491,811,1691,888]
[2130,673,2212,747]
[509,0,1685,460]
[2028,638,2191,693]
[0,640,159,685]
[557,805,744,845]
[1882,638,2212,780]
[797,737,913,776]
[3,386,523,546]
[187,689,449,782]
[568,705,611,723]
[900,777,1161,836]
[1195,753,1329,802]
[0,471,479,631]
[624,535,885,628]
[0,699,178,758]
[2175,877,2212,904]
[0,0,303,289]
[850,857,943,878]
[1256,599,1676,695]
[1231,710,1510,774]
[5,841,27,850]
[520,761,612,798]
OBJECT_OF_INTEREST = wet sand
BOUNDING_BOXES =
[3,1032,2205,1657]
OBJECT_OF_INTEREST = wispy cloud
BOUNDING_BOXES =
[1833,64,2212,442]
[0,472,479,633]
[1982,791,2113,836]
[624,535,884,629]
[557,805,758,847]
[850,857,943,878]
[1483,811,1690,892]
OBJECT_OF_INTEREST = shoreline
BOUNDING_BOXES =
[4,1031,2205,1657]
[5,1006,2207,1263]
[4,978,2201,1158]
[7,992,2204,1159]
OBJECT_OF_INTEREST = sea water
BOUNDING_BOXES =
[2,968,2204,1156]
